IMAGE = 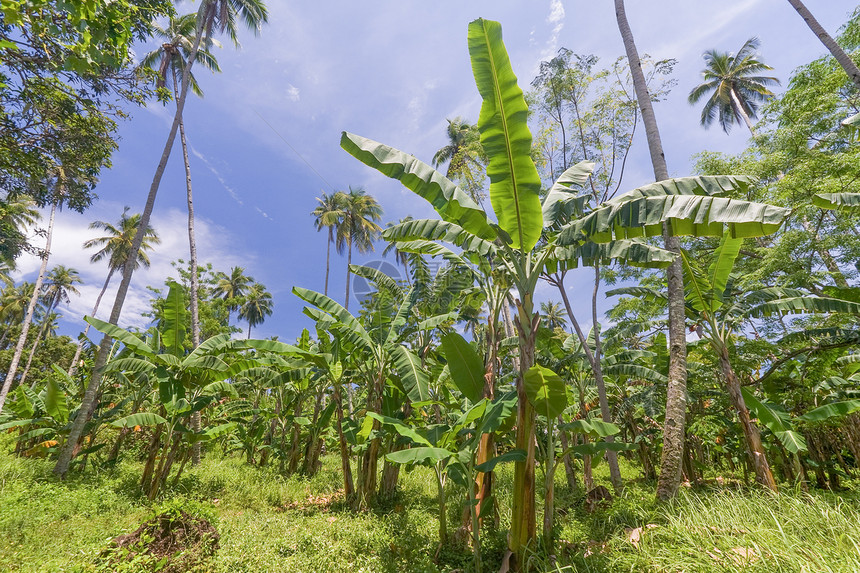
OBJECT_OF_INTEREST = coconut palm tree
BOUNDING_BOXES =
[540,301,567,330]
[239,282,273,338]
[141,13,221,353]
[20,265,81,387]
[67,208,160,377]
[0,195,40,265]
[614,0,688,501]
[0,282,38,348]
[432,117,486,203]
[55,0,269,479]
[311,191,346,296]
[785,0,860,89]
[336,187,382,310]
[688,37,779,136]
[213,266,253,325]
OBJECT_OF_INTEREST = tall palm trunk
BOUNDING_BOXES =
[21,297,57,389]
[68,268,114,378]
[174,66,203,466]
[53,6,215,478]
[551,271,622,491]
[324,230,333,296]
[614,0,688,502]
[345,240,353,311]
[0,199,57,412]
[590,265,623,491]
[786,0,860,89]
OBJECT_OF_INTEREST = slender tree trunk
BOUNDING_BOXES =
[591,265,623,491]
[614,0,688,502]
[68,268,114,378]
[324,231,332,296]
[729,88,757,136]
[174,66,203,466]
[22,299,57,389]
[554,274,620,491]
[717,344,777,492]
[345,241,352,311]
[786,0,860,89]
[799,216,849,287]
[557,416,577,490]
[0,200,56,412]
[53,7,214,478]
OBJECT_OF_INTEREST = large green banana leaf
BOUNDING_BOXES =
[606,175,754,205]
[85,316,154,358]
[548,239,675,273]
[468,18,542,251]
[813,192,860,210]
[341,132,496,240]
[160,281,187,357]
[708,233,743,308]
[523,364,567,419]
[292,287,374,353]
[383,218,498,257]
[542,161,595,227]
[389,345,429,402]
[440,332,485,403]
[746,296,860,318]
[560,194,789,244]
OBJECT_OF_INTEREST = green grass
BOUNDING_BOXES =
[1,448,858,572]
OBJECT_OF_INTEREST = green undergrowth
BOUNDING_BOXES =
[1,448,858,572]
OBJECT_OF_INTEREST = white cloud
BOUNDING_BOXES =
[13,205,250,333]
[540,0,566,61]
[286,83,300,101]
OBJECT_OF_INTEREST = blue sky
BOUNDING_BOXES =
[14,0,857,342]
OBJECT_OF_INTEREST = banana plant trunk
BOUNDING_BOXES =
[333,384,355,497]
[357,368,384,508]
[53,5,215,478]
[717,343,777,492]
[614,0,688,502]
[471,313,499,530]
[510,294,538,565]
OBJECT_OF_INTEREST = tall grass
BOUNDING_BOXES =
[1,445,858,572]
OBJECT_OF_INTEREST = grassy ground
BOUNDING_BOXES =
[1,447,859,572]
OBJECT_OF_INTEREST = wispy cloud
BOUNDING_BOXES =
[540,0,566,61]
[190,146,244,206]
[286,83,300,102]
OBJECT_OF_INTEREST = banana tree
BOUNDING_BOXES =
[87,282,313,498]
[613,233,860,491]
[341,19,551,559]
[374,393,521,573]
[293,284,429,507]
